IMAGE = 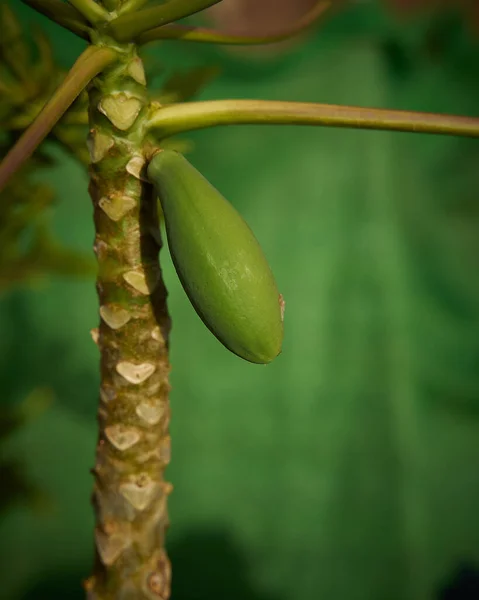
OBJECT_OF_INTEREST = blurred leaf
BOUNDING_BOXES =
[0,387,54,518]
[0,3,93,292]
[0,3,30,83]
[0,388,53,441]
[31,27,55,87]
[158,65,221,103]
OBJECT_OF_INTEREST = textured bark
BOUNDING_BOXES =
[83,45,173,600]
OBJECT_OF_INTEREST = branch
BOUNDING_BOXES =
[107,0,223,43]
[21,0,91,40]
[147,99,479,140]
[0,47,117,193]
[66,0,108,24]
[117,0,151,15]
[138,0,331,46]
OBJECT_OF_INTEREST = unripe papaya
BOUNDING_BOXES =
[147,150,283,364]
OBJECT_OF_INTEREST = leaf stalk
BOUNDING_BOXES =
[107,0,223,42]
[138,0,332,46]
[0,47,117,192]
[21,0,91,39]
[66,0,109,24]
[147,99,479,139]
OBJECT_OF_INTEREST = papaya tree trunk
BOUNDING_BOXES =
[83,45,173,600]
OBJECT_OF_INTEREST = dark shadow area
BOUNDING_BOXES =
[17,527,280,600]
[19,567,87,600]
[168,527,281,600]
[437,563,479,600]
[139,183,172,348]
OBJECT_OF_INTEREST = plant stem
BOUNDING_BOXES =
[138,0,331,45]
[67,0,109,24]
[107,0,223,42]
[147,99,479,139]
[0,47,116,193]
[21,0,91,39]
[118,0,152,15]
[83,45,173,600]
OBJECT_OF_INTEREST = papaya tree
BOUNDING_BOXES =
[0,1,478,599]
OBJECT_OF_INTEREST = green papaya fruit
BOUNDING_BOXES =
[147,150,283,364]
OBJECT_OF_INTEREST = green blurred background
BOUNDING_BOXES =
[1,1,479,599]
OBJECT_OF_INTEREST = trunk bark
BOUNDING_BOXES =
[83,44,173,600]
